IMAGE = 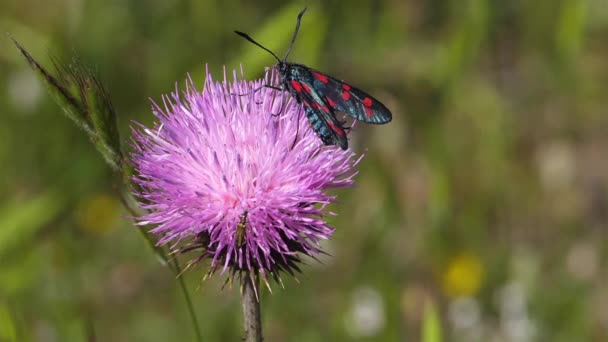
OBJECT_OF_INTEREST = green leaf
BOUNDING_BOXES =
[0,251,42,295]
[85,74,122,170]
[0,191,65,258]
[556,0,588,61]
[53,56,123,170]
[9,36,92,135]
[10,37,123,171]
[433,0,489,86]
[0,305,17,342]
[422,301,442,342]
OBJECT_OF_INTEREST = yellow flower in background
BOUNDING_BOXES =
[442,253,484,298]
[76,193,121,235]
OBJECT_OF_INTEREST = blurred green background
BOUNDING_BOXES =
[2,0,608,341]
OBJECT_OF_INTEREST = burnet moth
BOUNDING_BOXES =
[235,8,392,150]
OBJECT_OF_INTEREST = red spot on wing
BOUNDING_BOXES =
[328,122,345,136]
[302,83,312,94]
[342,84,351,91]
[313,72,329,84]
[311,102,329,112]
[365,107,373,118]
[363,97,373,107]
[342,91,351,101]
[327,97,337,108]
[290,80,303,92]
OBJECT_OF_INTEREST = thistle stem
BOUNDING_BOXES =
[241,274,262,342]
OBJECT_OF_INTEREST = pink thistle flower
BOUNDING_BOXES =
[130,67,361,287]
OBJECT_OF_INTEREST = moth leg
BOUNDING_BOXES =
[340,117,353,131]
[257,85,285,106]
[264,85,283,91]
[232,84,283,97]
[231,85,264,97]
[269,89,290,117]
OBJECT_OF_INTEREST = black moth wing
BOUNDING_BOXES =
[303,67,392,124]
[282,67,348,149]
[303,107,348,150]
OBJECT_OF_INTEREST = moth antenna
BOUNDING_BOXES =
[234,31,282,63]
[282,7,307,61]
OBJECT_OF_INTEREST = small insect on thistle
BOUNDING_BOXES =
[235,210,248,248]
[235,8,392,150]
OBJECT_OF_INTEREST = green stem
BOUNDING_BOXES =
[171,258,203,342]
